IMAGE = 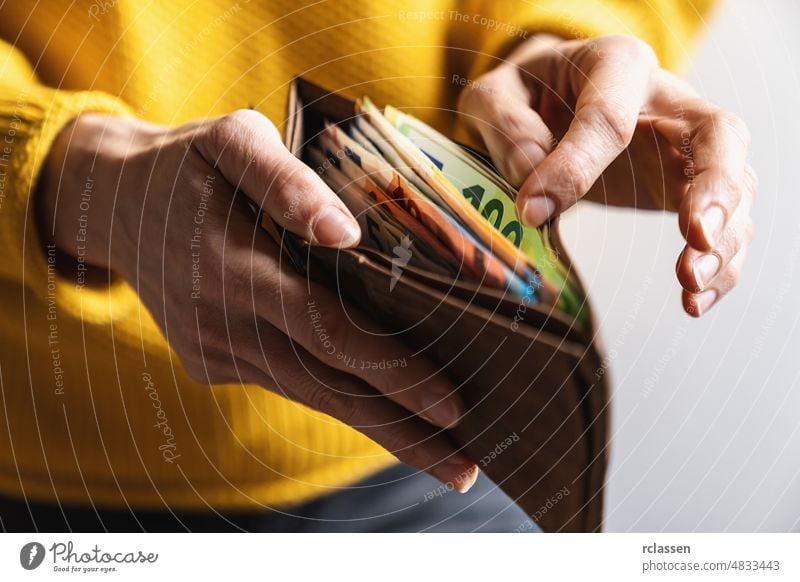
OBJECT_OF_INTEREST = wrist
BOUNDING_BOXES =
[37,112,157,278]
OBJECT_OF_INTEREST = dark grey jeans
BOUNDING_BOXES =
[0,464,538,533]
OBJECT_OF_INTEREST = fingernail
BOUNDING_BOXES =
[521,196,556,227]
[420,391,461,429]
[693,254,721,291]
[700,205,725,248]
[312,206,361,247]
[433,461,479,494]
[695,289,718,315]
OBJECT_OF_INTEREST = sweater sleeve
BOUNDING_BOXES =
[449,0,719,79]
[0,38,135,317]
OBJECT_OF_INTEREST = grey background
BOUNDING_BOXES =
[559,0,800,531]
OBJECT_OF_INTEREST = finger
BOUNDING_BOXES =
[517,36,658,226]
[648,77,753,252]
[675,192,754,293]
[235,344,479,492]
[682,246,747,317]
[194,109,360,248]
[458,66,555,187]
[277,281,464,429]
[234,239,465,430]
[583,117,687,209]
[677,113,751,252]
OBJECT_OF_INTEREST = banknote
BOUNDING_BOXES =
[320,123,535,299]
[382,106,583,317]
[350,117,450,217]
[307,146,456,277]
[356,97,553,304]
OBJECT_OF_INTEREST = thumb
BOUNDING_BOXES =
[196,109,360,248]
[457,69,554,188]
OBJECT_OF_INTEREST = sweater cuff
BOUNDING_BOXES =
[0,85,137,323]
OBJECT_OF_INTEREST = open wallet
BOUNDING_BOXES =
[257,77,610,532]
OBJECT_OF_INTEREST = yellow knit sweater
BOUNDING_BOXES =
[0,0,714,510]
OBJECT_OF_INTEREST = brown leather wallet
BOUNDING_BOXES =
[262,77,609,532]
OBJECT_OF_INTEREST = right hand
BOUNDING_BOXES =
[38,109,477,491]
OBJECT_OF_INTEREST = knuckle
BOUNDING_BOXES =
[490,106,522,138]
[227,108,275,134]
[720,227,741,258]
[721,265,741,293]
[266,162,315,222]
[335,389,365,427]
[249,264,280,305]
[192,246,225,300]
[554,147,594,197]
[504,142,547,184]
[210,113,242,150]
[377,366,415,398]
[604,34,658,66]
[704,110,750,150]
[457,82,480,111]
[210,109,276,152]
[273,361,306,393]
[237,363,268,387]
[224,263,255,304]
[197,313,232,352]
[676,252,697,292]
[296,302,342,364]
[744,220,755,245]
[591,103,636,150]
[744,165,759,198]
[718,111,751,149]
[457,74,496,114]
[330,324,356,366]
[704,169,743,206]
[369,419,421,458]
[677,268,695,294]
[306,382,347,418]
[289,303,316,350]
[719,174,743,204]
[381,431,418,459]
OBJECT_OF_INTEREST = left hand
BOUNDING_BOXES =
[458,34,756,317]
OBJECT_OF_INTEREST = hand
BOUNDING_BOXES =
[37,109,477,491]
[458,34,756,317]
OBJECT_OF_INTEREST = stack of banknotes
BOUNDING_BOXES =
[309,97,585,324]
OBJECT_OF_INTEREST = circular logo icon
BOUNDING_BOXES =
[19,542,45,570]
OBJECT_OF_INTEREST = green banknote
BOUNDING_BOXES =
[383,106,583,318]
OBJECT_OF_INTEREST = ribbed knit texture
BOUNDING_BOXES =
[0,0,715,510]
